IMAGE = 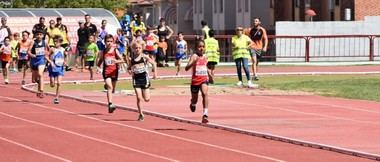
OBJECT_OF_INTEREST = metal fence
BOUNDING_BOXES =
[164,35,380,62]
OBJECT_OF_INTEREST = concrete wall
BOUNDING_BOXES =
[224,0,236,31]
[177,0,193,34]
[275,19,380,62]
[251,0,271,29]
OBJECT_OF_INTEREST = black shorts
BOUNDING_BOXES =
[144,50,156,55]
[18,60,29,69]
[207,62,217,68]
[133,72,150,89]
[85,61,95,67]
[1,61,9,69]
[77,46,86,56]
[190,82,208,94]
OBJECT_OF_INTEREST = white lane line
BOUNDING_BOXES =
[0,136,71,162]
[262,96,380,114]
[210,97,380,126]
[0,96,286,162]
[0,112,177,162]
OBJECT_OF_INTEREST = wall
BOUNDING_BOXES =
[355,0,380,20]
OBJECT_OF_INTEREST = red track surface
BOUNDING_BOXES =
[1,65,380,161]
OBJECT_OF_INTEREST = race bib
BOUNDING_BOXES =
[35,47,45,56]
[86,50,94,56]
[3,47,11,55]
[54,58,64,66]
[195,66,208,76]
[20,48,28,56]
[146,40,155,46]
[132,64,146,74]
[105,58,114,66]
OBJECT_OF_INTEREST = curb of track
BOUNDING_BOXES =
[21,71,380,161]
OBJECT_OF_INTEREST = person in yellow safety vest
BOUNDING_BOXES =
[47,20,61,48]
[201,20,210,40]
[231,27,254,88]
[130,15,146,36]
[204,29,219,84]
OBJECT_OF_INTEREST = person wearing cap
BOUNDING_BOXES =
[231,26,254,88]
[56,17,72,71]
[28,29,49,98]
[77,20,89,71]
[32,17,47,39]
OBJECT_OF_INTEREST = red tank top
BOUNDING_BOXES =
[144,35,156,51]
[103,48,118,76]
[191,54,208,85]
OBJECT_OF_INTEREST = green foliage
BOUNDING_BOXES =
[9,0,128,11]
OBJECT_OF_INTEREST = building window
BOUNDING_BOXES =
[335,0,340,6]
[238,0,242,12]
[270,0,274,8]
[214,0,217,13]
[245,0,249,12]
[219,0,223,13]
[194,0,197,13]
[199,0,203,14]
[294,0,300,7]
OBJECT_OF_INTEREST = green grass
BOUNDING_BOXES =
[48,74,380,102]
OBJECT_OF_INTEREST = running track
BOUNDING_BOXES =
[1,65,380,161]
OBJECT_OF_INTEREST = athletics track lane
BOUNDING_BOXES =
[0,84,375,161]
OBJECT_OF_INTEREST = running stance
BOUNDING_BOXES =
[97,34,124,113]
[47,35,66,104]
[185,40,209,124]
[0,37,12,84]
[17,31,32,85]
[175,32,187,76]
[232,27,253,88]
[85,35,99,80]
[204,30,220,84]
[249,18,268,81]
[128,41,157,121]
[28,30,49,98]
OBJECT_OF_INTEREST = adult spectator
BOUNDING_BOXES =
[249,18,268,81]
[0,17,11,46]
[97,20,108,52]
[130,14,146,36]
[77,20,89,71]
[201,20,210,40]
[46,19,60,48]
[156,18,173,67]
[84,14,97,36]
[32,17,47,39]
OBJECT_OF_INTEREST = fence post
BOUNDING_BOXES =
[305,37,310,62]
[369,36,375,61]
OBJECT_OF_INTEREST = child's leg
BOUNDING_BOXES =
[3,62,9,82]
[88,65,93,80]
[105,78,113,104]
[55,76,62,99]
[200,83,209,114]
[141,88,150,102]
[175,60,181,75]
[22,64,27,83]
[111,80,117,94]
[37,65,45,93]
[134,88,144,115]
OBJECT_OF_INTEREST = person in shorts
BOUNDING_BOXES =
[185,40,209,124]
[0,37,12,84]
[28,30,49,98]
[77,20,89,71]
[249,17,268,81]
[128,40,157,121]
[97,34,125,113]
[204,30,220,84]
[47,35,66,104]
[85,35,99,80]
[175,32,187,76]
[17,31,32,85]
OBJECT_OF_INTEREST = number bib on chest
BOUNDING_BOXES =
[86,50,94,56]
[54,58,64,66]
[20,48,28,56]
[132,64,146,74]
[105,57,114,66]
[35,47,45,56]
[195,66,207,76]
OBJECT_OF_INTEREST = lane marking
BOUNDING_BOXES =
[0,136,71,162]
[0,96,286,162]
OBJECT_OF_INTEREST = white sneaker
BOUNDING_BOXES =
[248,80,253,88]
[236,81,243,86]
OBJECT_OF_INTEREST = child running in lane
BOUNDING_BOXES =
[185,40,209,124]
[85,35,99,80]
[0,37,12,84]
[97,34,125,113]
[47,35,66,104]
[28,30,49,98]
[128,40,157,121]
[175,32,187,76]
[17,31,32,85]
[10,33,19,73]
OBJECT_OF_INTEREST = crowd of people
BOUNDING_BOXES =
[0,13,267,123]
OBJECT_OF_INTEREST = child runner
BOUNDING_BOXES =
[175,32,187,76]
[204,30,220,84]
[128,40,157,121]
[85,35,99,80]
[144,27,158,64]
[0,37,12,84]
[28,30,49,98]
[10,33,19,73]
[97,34,124,113]
[185,40,209,124]
[17,31,32,85]
[47,35,66,104]
[157,36,168,67]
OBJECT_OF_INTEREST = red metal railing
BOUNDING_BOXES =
[165,35,380,62]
